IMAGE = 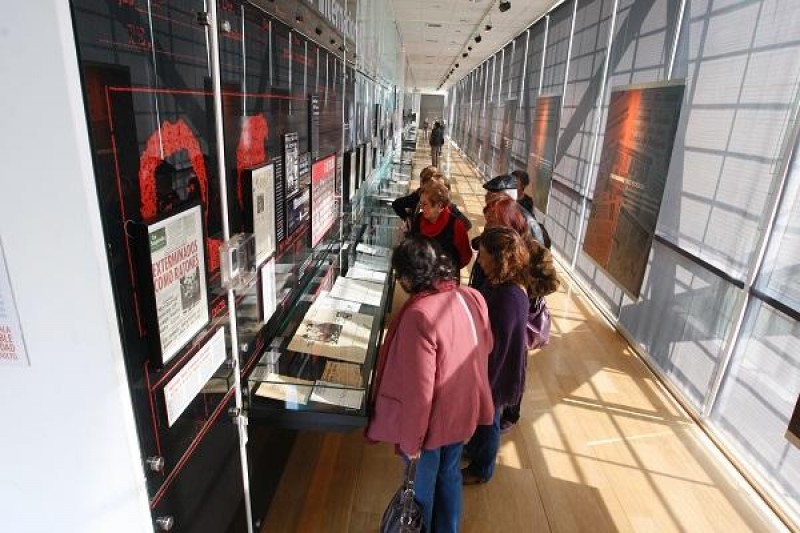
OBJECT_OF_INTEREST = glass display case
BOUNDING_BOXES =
[245,157,408,431]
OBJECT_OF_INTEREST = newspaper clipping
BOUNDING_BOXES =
[148,205,210,364]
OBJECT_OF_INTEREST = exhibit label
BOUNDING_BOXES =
[311,154,337,247]
[163,327,227,427]
[251,163,276,266]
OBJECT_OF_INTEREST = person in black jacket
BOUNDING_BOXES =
[511,170,534,214]
[482,175,549,248]
[429,121,445,167]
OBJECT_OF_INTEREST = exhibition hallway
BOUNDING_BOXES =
[259,142,783,533]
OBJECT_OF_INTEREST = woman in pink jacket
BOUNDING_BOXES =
[366,236,494,532]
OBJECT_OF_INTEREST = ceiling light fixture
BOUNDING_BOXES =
[467,46,472,51]
[474,35,482,43]
[485,24,492,31]
[462,52,468,57]
[499,1,511,12]
[315,27,322,35]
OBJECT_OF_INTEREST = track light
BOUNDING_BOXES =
[315,27,322,35]
[462,52,468,58]
[455,63,459,68]
[295,13,304,24]
[485,24,492,31]
[330,38,336,45]
[467,46,472,51]
[474,35,482,43]
[499,1,511,12]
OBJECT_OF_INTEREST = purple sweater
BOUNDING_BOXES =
[481,282,529,408]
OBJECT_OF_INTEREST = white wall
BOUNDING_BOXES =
[0,2,152,532]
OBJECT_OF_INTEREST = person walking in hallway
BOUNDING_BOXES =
[430,121,445,167]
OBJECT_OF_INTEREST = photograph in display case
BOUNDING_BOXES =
[138,204,210,365]
[283,132,300,196]
[287,307,373,364]
[583,82,685,299]
[527,94,561,214]
[311,154,337,247]
[243,163,276,266]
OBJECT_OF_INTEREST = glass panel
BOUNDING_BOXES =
[657,0,800,279]
[552,0,615,193]
[541,0,574,95]
[758,130,800,311]
[619,241,741,409]
[546,182,582,265]
[710,299,800,521]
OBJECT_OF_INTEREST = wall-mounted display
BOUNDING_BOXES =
[286,188,310,237]
[583,82,685,299]
[309,94,320,160]
[273,156,287,243]
[527,95,561,214]
[244,163,276,266]
[283,132,300,196]
[163,327,227,427]
[496,100,517,176]
[141,205,210,365]
[311,155,337,247]
[298,152,311,187]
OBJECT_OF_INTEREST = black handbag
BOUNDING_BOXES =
[380,459,424,533]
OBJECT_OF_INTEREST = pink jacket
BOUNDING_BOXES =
[366,287,495,455]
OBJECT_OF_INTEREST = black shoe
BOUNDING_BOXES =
[461,468,488,486]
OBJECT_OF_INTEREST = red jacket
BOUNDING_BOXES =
[414,207,473,269]
[366,286,494,455]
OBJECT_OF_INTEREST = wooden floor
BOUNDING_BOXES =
[261,143,782,532]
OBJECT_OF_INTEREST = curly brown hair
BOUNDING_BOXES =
[526,240,560,297]
[479,227,530,288]
[419,166,439,183]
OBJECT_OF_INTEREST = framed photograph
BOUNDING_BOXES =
[311,154,337,247]
[137,204,210,365]
[243,163,276,266]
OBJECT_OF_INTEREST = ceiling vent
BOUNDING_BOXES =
[426,23,442,28]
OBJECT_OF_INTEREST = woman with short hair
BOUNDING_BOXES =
[367,236,494,532]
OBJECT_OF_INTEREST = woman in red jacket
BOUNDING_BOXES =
[409,180,473,273]
[366,236,494,532]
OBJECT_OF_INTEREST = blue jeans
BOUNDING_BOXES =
[405,442,464,533]
[464,408,501,480]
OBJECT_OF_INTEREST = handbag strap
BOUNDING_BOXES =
[405,458,417,491]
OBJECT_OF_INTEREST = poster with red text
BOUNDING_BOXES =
[311,155,337,247]
[148,205,209,364]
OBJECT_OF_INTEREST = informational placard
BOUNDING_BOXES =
[348,151,357,201]
[246,163,276,266]
[163,327,226,427]
[298,152,311,188]
[283,132,299,196]
[0,238,28,367]
[273,156,286,243]
[286,187,310,237]
[260,258,277,324]
[311,154,337,247]
[496,100,517,176]
[527,95,561,214]
[147,205,209,365]
[583,82,685,298]
[365,142,373,179]
[309,94,320,161]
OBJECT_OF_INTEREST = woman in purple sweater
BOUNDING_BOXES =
[462,227,531,485]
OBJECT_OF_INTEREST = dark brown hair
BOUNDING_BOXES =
[479,227,530,287]
[526,240,560,297]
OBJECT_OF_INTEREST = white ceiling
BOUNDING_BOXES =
[390,0,561,92]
